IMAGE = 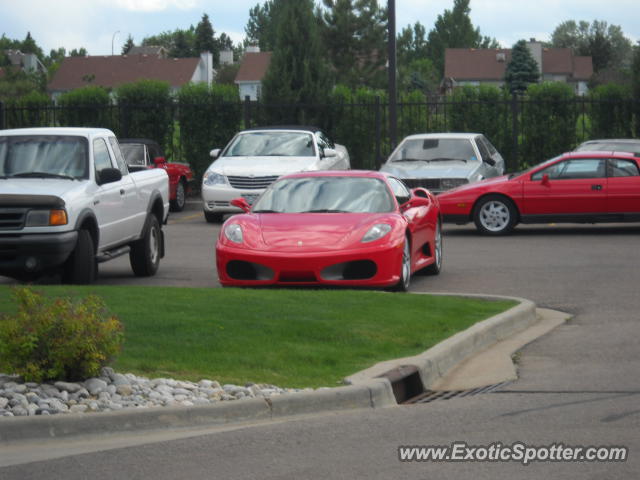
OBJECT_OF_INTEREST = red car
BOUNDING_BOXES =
[438,151,640,235]
[120,138,195,212]
[215,171,442,291]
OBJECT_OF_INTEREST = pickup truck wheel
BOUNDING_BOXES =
[130,215,161,276]
[170,180,186,212]
[62,229,96,284]
[204,211,223,223]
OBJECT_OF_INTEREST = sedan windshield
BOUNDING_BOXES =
[0,135,89,179]
[252,177,395,213]
[225,132,316,157]
[389,138,476,163]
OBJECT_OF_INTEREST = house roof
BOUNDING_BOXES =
[235,52,272,83]
[445,47,593,82]
[128,46,167,57]
[48,54,201,92]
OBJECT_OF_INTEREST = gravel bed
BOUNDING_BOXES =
[0,368,318,417]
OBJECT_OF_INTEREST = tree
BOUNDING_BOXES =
[261,0,331,117]
[426,0,498,76]
[550,20,633,74]
[504,40,539,94]
[194,13,219,64]
[397,22,428,66]
[69,48,88,57]
[245,1,282,51]
[143,28,195,57]
[319,0,387,88]
[122,35,134,55]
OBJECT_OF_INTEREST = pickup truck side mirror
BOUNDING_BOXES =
[484,156,496,166]
[153,156,167,166]
[97,167,122,185]
[210,149,221,159]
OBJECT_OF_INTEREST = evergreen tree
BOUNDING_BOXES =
[195,14,217,57]
[319,0,387,88]
[171,30,194,57]
[122,35,134,55]
[245,1,282,51]
[426,0,498,76]
[261,0,331,112]
[504,40,540,95]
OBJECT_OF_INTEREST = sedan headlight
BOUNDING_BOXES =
[25,209,68,227]
[440,178,468,190]
[361,223,392,243]
[224,223,243,244]
[203,171,228,186]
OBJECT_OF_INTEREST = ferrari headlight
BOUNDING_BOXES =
[25,209,68,227]
[361,223,392,243]
[224,223,243,244]
[203,171,228,186]
[440,178,468,190]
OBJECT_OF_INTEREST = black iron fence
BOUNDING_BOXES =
[1,95,638,178]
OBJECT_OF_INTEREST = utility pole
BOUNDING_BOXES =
[112,31,120,56]
[388,0,397,149]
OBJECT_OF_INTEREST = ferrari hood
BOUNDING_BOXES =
[257,213,393,251]
[381,160,480,179]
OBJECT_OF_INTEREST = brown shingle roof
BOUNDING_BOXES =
[235,52,272,83]
[444,47,593,82]
[48,54,200,92]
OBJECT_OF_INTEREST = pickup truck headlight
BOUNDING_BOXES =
[25,209,68,227]
[361,223,392,243]
[224,223,243,243]
[203,171,228,186]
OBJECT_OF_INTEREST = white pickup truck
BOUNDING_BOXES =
[0,127,170,284]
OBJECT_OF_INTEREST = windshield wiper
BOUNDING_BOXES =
[426,157,468,163]
[10,172,77,180]
[392,158,430,163]
[300,209,349,213]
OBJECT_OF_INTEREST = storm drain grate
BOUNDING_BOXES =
[404,381,513,404]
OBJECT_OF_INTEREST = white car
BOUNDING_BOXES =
[201,126,350,222]
[380,133,505,193]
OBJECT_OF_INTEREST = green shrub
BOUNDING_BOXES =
[5,91,51,128]
[588,83,633,139]
[0,287,124,382]
[115,79,173,144]
[57,85,112,129]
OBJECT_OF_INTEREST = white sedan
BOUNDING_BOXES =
[202,127,351,222]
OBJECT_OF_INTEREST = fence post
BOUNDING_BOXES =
[243,96,251,129]
[510,93,519,171]
[0,101,4,130]
[375,96,382,169]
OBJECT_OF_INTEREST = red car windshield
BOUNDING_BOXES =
[252,177,395,213]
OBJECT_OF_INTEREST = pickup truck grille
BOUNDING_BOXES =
[227,175,279,190]
[0,208,27,230]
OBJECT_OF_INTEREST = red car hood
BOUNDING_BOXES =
[256,213,396,251]
[439,174,512,197]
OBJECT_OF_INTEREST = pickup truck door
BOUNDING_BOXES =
[93,138,139,249]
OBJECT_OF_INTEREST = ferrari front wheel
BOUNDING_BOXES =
[393,236,411,292]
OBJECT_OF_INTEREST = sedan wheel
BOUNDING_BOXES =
[170,180,186,212]
[423,221,442,275]
[473,195,517,235]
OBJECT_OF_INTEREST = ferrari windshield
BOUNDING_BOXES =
[252,176,395,213]
[0,135,89,179]
[389,138,476,163]
[224,132,316,157]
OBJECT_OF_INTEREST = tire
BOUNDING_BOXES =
[170,180,186,212]
[204,211,224,223]
[392,236,411,292]
[130,215,162,277]
[62,229,96,284]
[473,195,518,235]
[422,221,443,275]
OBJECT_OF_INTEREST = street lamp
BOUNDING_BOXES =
[112,31,120,56]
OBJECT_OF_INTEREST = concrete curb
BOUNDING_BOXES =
[0,293,535,444]
[345,293,538,390]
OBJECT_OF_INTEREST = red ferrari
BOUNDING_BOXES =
[438,150,640,235]
[215,171,442,290]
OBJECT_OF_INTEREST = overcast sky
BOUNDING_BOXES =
[2,0,638,56]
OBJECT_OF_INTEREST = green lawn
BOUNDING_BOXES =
[0,285,515,388]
